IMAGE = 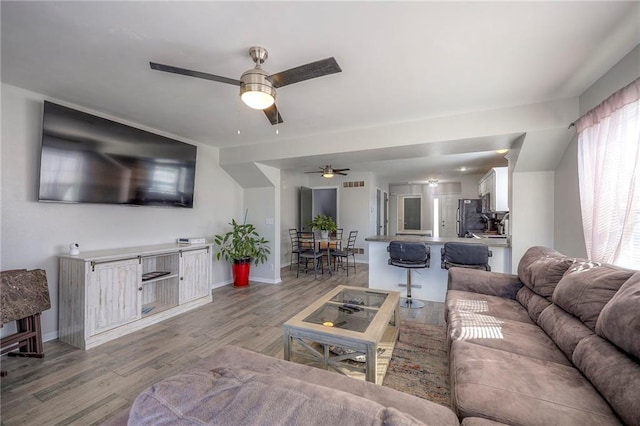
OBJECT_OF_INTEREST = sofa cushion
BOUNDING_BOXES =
[515,286,552,323]
[446,290,533,324]
[553,261,635,331]
[194,345,460,425]
[447,268,522,299]
[129,366,427,425]
[517,246,566,284]
[447,311,570,365]
[537,304,594,361]
[523,255,575,299]
[596,272,640,359]
[573,335,640,426]
[450,341,621,425]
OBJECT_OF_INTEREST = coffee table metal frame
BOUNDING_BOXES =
[283,285,400,384]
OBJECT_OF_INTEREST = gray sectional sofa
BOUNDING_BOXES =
[111,245,639,425]
[446,246,640,426]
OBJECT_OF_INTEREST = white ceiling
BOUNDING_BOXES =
[2,1,638,184]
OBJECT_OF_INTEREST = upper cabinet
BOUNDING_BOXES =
[479,167,508,212]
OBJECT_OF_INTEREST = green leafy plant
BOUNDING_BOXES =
[309,214,338,232]
[214,213,270,266]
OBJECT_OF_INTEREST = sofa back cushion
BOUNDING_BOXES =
[525,256,576,299]
[517,246,564,280]
[517,246,574,299]
[537,304,594,361]
[129,367,427,426]
[516,286,551,323]
[573,335,640,426]
[596,272,640,360]
[552,260,634,331]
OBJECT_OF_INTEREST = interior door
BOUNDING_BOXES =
[383,191,389,235]
[299,186,313,231]
[439,195,458,238]
[376,188,382,235]
[403,197,421,230]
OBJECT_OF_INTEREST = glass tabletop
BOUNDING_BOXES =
[329,288,388,308]
[303,302,378,333]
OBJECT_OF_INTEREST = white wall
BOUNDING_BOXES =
[339,171,371,262]
[553,135,587,258]
[244,186,280,284]
[511,171,555,272]
[279,169,304,267]
[1,84,243,340]
[579,45,639,115]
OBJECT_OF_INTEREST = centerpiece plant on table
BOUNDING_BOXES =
[309,214,338,239]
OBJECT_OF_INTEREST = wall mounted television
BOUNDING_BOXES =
[38,101,197,208]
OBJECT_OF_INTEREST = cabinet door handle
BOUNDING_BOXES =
[138,287,142,291]
[180,277,184,280]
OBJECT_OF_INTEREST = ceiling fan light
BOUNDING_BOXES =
[240,67,276,110]
[322,172,334,178]
[241,90,274,109]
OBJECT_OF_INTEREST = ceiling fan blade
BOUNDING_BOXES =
[333,168,350,172]
[267,57,341,88]
[263,104,284,125]
[336,172,348,176]
[304,171,323,174]
[150,62,241,86]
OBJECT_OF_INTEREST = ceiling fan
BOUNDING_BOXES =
[150,46,341,125]
[305,165,350,178]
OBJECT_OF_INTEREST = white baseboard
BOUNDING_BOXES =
[250,276,282,284]
[43,330,59,343]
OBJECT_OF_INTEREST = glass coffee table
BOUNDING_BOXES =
[283,285,400,384]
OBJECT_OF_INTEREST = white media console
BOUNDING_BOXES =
[58,242,213,349]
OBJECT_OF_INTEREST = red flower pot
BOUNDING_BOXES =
[232,261,251,287]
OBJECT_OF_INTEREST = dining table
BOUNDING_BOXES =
[299,235,343,274]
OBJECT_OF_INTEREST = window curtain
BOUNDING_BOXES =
[575,78,640,268]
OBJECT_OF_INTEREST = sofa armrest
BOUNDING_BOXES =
[447,267,522,299]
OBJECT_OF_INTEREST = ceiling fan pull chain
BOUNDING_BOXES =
[275,96,279,135]
[236,96,241,135]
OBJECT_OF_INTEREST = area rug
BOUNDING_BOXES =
[382,321,450,407]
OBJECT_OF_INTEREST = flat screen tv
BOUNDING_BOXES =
[38,101,197,208]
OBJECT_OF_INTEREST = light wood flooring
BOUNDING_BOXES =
[0,264,445,425]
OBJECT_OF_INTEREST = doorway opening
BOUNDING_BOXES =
[398,195,421,231]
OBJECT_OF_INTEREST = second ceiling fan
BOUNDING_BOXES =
[150,46,342,125]
[305,165,350,178]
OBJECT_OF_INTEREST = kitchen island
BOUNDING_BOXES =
[366,234,511,303]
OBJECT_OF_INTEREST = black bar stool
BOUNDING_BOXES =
[388,241,430,309]
[441,242,492,271]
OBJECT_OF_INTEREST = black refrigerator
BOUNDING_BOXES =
[457,199,485,237]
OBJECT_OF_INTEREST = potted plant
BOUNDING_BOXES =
[309,214,338,239]
[214,212,270,287]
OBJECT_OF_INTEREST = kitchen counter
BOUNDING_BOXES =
[366,234,512,303]
[365,234,510,248]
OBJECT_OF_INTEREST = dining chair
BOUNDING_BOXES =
[325,228,343,267]
[330,230,358,276]
[288,229,300,270]
[297,231,324,279]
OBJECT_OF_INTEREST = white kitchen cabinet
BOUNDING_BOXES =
[479,167,509,212]
[179,247,211,303]
[59,242,212,349]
